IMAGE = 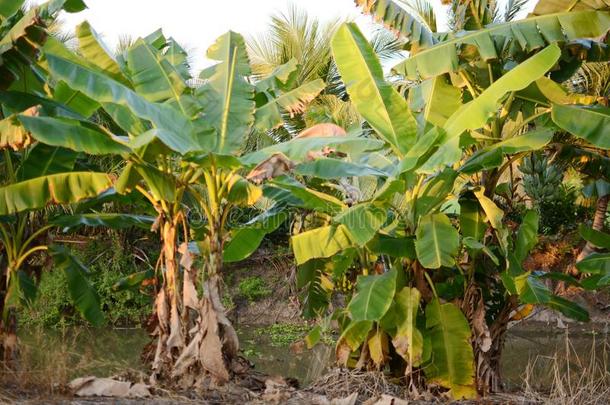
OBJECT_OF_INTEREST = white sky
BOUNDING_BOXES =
[33,0,378,72]
[31,0,532,73]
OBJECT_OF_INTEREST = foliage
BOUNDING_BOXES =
[256,323,310,347]
[3,0,610,399]
[21,235,153,328]
[520,153,586,234]
[238,276,272,302]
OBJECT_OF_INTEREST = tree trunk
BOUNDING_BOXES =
[150,219,242,387]
[473,298,515,394]
[577,194,609,262]
[462,286,516,395]
[0,266,19,366]
[150,219,183,383]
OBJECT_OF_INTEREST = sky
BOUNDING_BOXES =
[31,0,380,72]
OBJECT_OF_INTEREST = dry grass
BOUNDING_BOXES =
[0,328,146,400]
[305,368,407,401]
[521,330,610,405]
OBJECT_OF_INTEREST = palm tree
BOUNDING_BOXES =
[247,4,341,86]
[245,5,406,147]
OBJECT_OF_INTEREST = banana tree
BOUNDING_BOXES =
[0,0,116,362]
[359,0,610,283]
[256,22,595,399]
[39,23,334,385]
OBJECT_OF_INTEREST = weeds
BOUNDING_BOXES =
[256,323,310,347]
[238,276,272,302]
[522,329,610,404]
[0,327,147,398]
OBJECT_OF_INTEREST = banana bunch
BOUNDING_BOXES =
[335,271,355,294]
[520,153,563,202]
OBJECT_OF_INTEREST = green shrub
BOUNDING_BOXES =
[238,276,271,302]
[21,232,153,328]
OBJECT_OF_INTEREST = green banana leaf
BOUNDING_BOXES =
[547,295,589,321]
[45,54,200,151]
[0,0,24,19]
[292,224,354,265]
[113,269,155,291]
[460,129,554,173]
[196,31,255,154]
[49,245,104,327]
[254,79,326,131]
[41,37,103,117]
[336,320,373,364]
[580,225,610,249]
[163,38,190,80]
[354,0,436,52]
[335,203,387,246]
[393,11,610,80]
[474,188,509,254]
[348,269,397,322]
[270,177,346,215]
[18,144,77,180]
[393,287,424,367]
[125,38,187,104]
[18,115,130,155]
[75,21,125,83]
[577,253,610,274]
[224,210,288,262]
[552,104,610,149]
[408,76,463,128]
[241,137,384,165]
[366,234,416,258]
[420,45,560,173]
[134,164,177,203]
[51,213,155,231]
[514,210,539,263]
[226,174,263,206]
[4,270,37,314]
[395,127,444,175]
[462,237,500,265]
[532,0,610,15]
[0,172,112,215]
[414,168,458,218]
[332,23,417,157]
[512,272,589,320]
[425,299,476,399]
[294,158,390,179]
[459,198,487,242]
[415,213,460,269]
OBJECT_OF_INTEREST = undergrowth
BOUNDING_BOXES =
[20,232,154,328]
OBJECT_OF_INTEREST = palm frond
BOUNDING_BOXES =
[398,0,438,33]
[370,28,407,63]
[115,35,135,56]
[246,3,342,85]
[568,62,610,98]
[503,0,529,22]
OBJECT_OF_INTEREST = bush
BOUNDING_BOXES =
[238,276,271,302]
[21,232,153,328]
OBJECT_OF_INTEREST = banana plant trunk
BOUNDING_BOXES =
[151,214,240,386]
[577,194,609,262]
[151,218,183,382]
[463,286,516,395]
[0,266,18,364]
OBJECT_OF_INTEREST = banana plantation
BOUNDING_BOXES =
[1,0,610,403]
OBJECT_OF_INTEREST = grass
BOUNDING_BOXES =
[0,327,147,399]
[521,330,610,405]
